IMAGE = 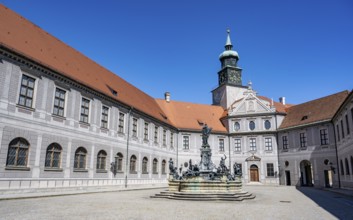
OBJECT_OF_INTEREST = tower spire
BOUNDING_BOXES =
[225,28,233,50]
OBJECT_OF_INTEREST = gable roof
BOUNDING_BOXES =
[0,4,170,124]
[155,99,226,133]
[279,90,349,130]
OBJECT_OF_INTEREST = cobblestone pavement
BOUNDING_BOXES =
[0,186,352,220]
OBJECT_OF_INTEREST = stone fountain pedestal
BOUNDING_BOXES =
[152,125,255,201]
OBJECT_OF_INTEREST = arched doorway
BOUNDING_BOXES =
[300,160,313,186]
[250,164,259,182]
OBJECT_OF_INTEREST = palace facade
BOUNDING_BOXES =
[0,4,352,191]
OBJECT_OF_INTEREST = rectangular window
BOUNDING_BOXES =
[18,75,35,108]
[219,139,224,152]
[265,137,272,151]
[144,122,149,140]
[118,112,125,133]
[345,115,350,135]
[183,136,189,150]
[336,124,340,141]
[267,163,275,177]
[53,88,66,117]
[80,98,90,123]
[341,120,345,139]
[170,132,174,148]
[249,138,256,151]
[320,129,329,145]
[234,138,241,152]
[163,129,167,146]
[132,118,138,137]
[300,132,307,148]
[101,106,109,129]
[154,126,159,143]
[282,136,288,149]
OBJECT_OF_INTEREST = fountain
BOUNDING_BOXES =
[152,124,255,201]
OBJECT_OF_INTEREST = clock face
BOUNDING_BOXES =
[229,70,236,83]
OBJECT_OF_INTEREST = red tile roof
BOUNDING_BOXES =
[0,4,170,124]
[155,99,227,133]
[279,90,349,129]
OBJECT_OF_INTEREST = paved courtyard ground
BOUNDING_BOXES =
[0,185,352,220]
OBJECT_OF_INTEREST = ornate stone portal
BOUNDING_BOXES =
[152,125,255,201]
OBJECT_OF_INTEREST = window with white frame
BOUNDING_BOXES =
[265,137,273,151]
[163,129,167,146]
[320,129,329,145]
[183,136,190,150]
[249,138,256,151]
[267,163,275,177]
[282,135,288,149]
[300,132,307,148]
[101,106,109,129]
[219,139,224,152]
[144,122,149,140]
[53,88,66,117]
[234,138,241,152]
[154,126,159,143]
[170,132,174,149]
[132,118,138,137]
[118,112,125,133]
[18,75,35,108]
[80,98,90,123]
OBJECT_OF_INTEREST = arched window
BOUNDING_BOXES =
[249,121,255,131]
[153,158,158,174]
[96,150,107,170]
[340,160,344,175]
[115,153,123,172]
[74,147,87,170]
[161,160,166,174]
[129,155,137,173]
[345,158,350,175]
[6,137,30,167]
[142,157,148,174]
[45,143,62,168]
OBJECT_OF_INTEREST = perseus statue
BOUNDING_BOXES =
[202,124,212,146]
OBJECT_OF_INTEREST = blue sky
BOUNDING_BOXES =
[2,0,353,105]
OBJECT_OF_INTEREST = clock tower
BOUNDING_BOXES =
[212,29,248,108]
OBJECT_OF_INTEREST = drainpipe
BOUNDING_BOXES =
[332,122,341,188]
[125,107,133,188]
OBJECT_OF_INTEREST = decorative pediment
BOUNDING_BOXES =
[228,92,274,116]
[245,154,261,161]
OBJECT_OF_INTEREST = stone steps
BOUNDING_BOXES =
[151,190,255,201]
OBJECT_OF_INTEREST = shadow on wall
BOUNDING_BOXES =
[295,186,353,219]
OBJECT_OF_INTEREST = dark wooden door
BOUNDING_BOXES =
[250,168,259,182]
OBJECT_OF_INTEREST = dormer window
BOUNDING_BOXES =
[301,116,308,121]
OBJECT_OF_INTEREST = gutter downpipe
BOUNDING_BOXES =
[125,107,133,188]
[332,121,341,188]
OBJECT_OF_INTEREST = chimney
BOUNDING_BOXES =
[279,97,286,105]
[164,92,170,103]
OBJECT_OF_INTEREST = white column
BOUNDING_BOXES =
[158,156,162,179]
[149,154,152,179]
[32,134,43,178]
[64,139,72,178]
[0,62,12,109]
[89,145,95,178]
[138,152,141,178]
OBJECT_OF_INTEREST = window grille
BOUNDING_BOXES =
[6,138,29,167]
[45,143,62,168]
[53,88,66,117]
[80,98,90,123]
